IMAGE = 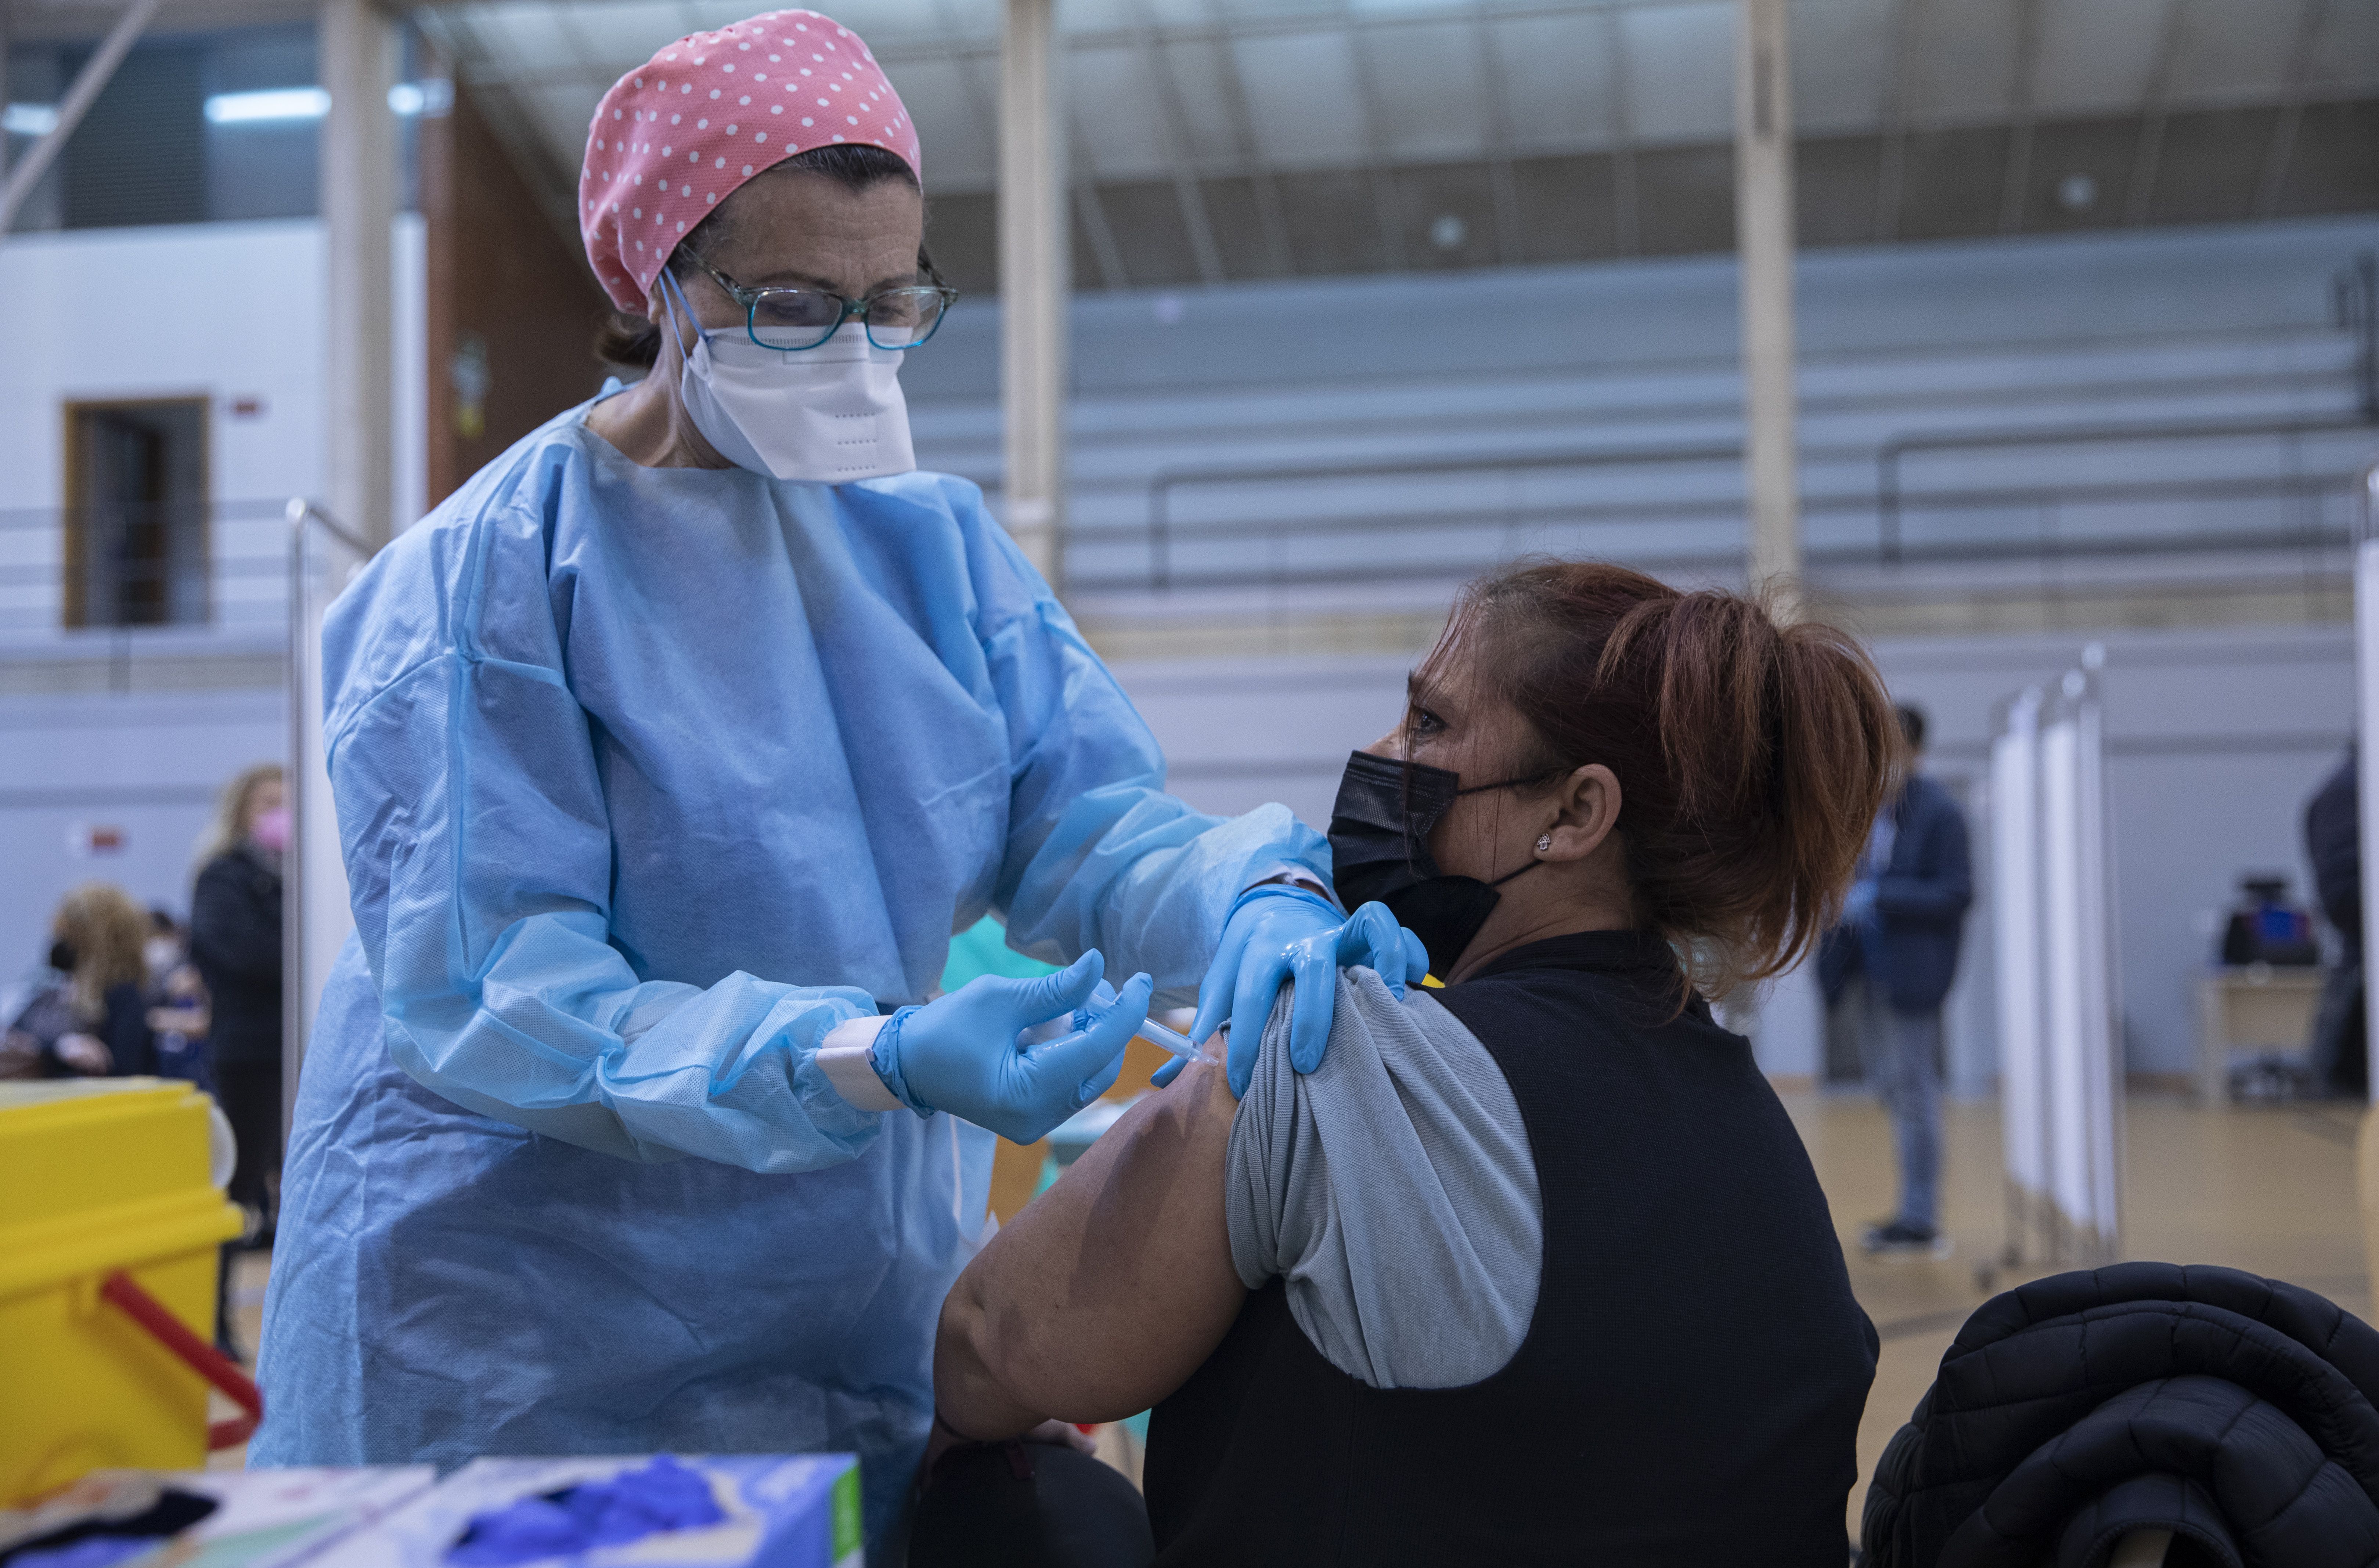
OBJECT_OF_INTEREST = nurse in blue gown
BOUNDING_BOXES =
[252,9,1414,1540]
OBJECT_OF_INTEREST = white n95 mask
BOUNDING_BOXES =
[673,316,917,485]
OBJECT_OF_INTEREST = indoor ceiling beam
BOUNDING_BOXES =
[1472,8,1524,267]
[1872,0,1924,242]
[1606,4,1636,256]
[1345,26,1407,271]
[2254,0,2331,218]
[927,0,999,159]
[4,0,308,43]
[1066,99,1129,290]
[0,0,162,245]
[415,4,583,242]
[1996,0,2045,234]
[1130,15,1223,287]
[436,0,1658,83]
[1203,20,1293,275]
[2120,0,2188,225]
[1070,178,1129,290]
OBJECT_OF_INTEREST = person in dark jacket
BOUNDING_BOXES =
[1822,704,1973,1257]
[189,762,286,1246]
[2304,746,2365,1097]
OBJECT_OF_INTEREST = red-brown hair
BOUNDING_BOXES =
[1431,559,1902,998]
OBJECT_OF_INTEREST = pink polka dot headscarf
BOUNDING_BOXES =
[579,8,921,312]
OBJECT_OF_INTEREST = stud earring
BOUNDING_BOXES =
[1536,834,1553,855]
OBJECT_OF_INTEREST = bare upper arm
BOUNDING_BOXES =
[935,1055,1247,1429]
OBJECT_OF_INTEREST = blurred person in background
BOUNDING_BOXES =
[145,907,183,986]
[190,762,286,1248]
[145,907,214,1090]
[0,935,71,1079]
[1822,704,1971,1257]
[0,884,159,1078]
[2304,745,2365,1098]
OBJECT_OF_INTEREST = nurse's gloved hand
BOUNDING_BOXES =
[875,952,1152,1145]
[1179,891,1427,1098]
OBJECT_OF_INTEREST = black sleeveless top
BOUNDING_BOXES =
[1142,931,1877,1566]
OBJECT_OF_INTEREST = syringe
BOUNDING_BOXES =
[1076,982,1210,1065]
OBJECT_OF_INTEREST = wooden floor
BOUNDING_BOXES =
[1786,1088,2372,1546]
[217,1090,2373,1551]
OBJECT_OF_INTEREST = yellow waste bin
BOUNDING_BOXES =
[0,1078,246,1506]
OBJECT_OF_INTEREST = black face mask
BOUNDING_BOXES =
[48,940,76,974]
[1327,749,1547,977]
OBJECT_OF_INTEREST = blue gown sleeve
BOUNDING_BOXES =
[321,470,884,1173]
[960,498,1331,998]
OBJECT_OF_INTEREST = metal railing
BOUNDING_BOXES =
[0,498,297,636]
[1109,451,2368,596]
[1875,415,2376,564]
[1121,296,2379,595]
[1143,444,1740,590]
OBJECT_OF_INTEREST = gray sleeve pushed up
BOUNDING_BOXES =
[1223,968,1541,1390]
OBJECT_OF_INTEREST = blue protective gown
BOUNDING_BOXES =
[252,397,1325,1539]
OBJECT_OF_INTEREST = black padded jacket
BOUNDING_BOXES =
[1861,1262,2379,1568]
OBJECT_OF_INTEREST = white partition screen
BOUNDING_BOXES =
[1991,690,2049,1259]
[2359,531,2379,1097]
[1993,661,2123,1267]
[283,502,375,1132]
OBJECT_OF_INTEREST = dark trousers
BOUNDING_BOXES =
[212,1059,281,1358]
[900,1442,1153,1568]
[213,1059,284,1224]
[2313,960,2368,1097]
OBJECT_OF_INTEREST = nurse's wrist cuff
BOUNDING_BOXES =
[870,1006,937,1118]
[1233,882,1342,923]
[1246,865,1338,909]
[818,1014,904,1113]
[1246,871,1342,918]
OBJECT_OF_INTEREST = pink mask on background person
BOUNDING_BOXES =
[250,807,291,852]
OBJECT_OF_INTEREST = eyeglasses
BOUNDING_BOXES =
[681,251,958,351]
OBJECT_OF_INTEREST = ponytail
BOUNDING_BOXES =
[1441,560,1902,999]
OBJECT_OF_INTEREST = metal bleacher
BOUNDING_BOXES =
[900,216,2379,639]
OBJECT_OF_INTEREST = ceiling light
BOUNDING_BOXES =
[390,80,454,117]
[1430,213,1467,252]
[3,102,60,137]
[2056,173,2098,212]
[204,87,332,125]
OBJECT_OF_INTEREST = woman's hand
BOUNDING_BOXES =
[877,955,1153,1144]
[1181,893,1427,1096]
[55,1033,111,1074]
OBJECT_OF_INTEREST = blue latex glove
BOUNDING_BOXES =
[1169,891,1426,1097]
[873,951,1152,1144]
[449,1457,724,1566]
